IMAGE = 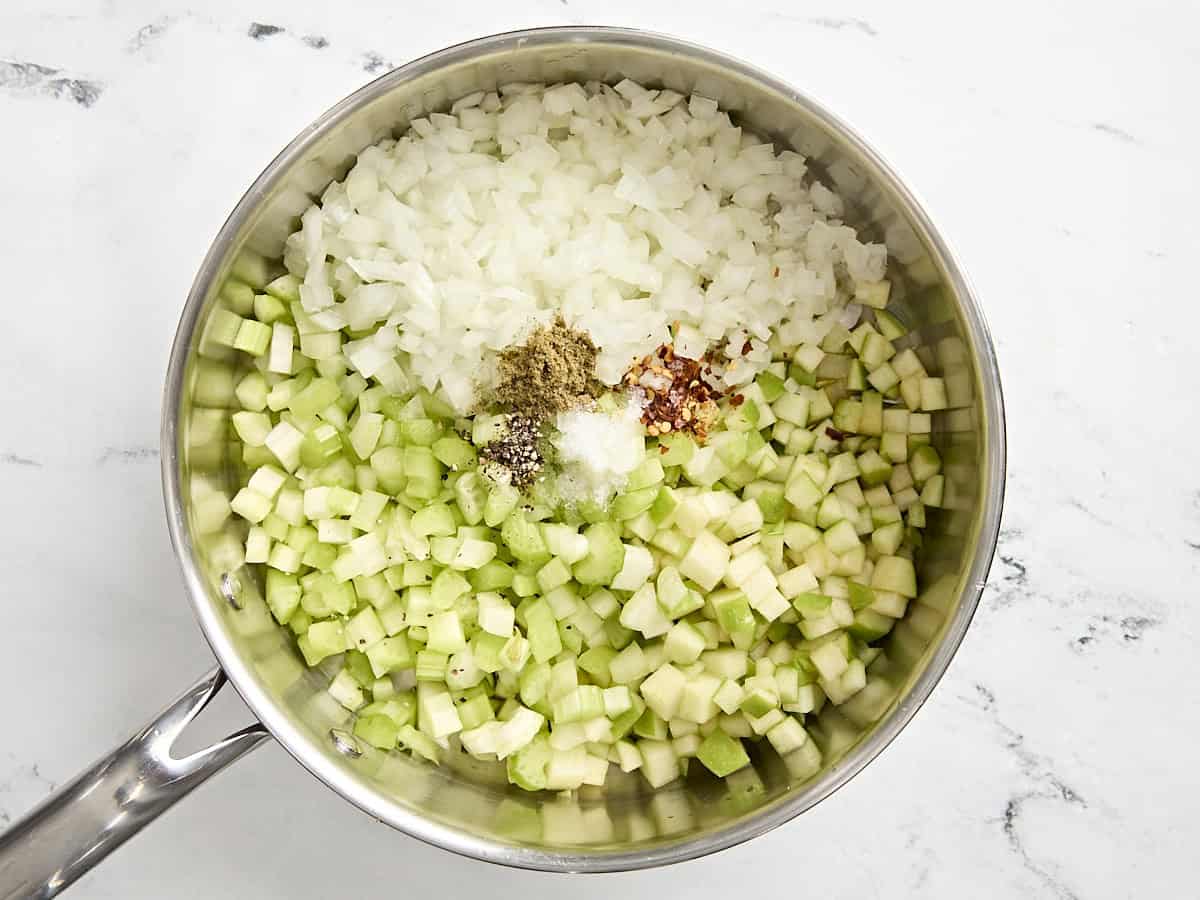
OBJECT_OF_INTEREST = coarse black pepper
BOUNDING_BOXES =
[479,414,544,488]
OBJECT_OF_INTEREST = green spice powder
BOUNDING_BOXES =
[493,316,605,420]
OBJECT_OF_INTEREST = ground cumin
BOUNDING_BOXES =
[493,316,605,420]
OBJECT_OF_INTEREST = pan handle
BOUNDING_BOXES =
[0,667,270,899]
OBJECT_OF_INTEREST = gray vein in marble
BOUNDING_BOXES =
[1066,497,1117,529]
[96,446,159,465]
[362,52,392,74]
[0,452,41,467]
[247,22,285,40]
[1091,122,1139,145]
[802,16,879,36]
[244,21,334,53]
[0,60,103,108]
[1073,613,1160,652]
[127,17,173,53]
[989,529,1029,608]
[972,682,996,710]
[1003,791,1084,900]
[961,686,1086,899]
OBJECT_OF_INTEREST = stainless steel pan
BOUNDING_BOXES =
[0,26,1005,897]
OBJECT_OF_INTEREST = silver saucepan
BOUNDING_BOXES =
[0,26,1005,897]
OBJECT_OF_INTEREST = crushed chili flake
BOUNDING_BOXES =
[624,343,723,442]
[825,426,847,442]
[729,393,745,407]
[741,340,753,355]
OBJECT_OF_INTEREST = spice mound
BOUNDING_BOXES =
[479,414,544,488]
[626,344,722,441]
[553,401,645,503]
[493,315,605,421]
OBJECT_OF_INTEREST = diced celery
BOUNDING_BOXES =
[432,434,476,469]
[537,523,586,564]
[697,729,751,777]
[870,555,918,597]
[640,663,687,721]
[920,377,949,411]
[658,433,696,467]
[572,522,626,585]
[412,503,456,537]
[366,635,414,677]
[525,600,563,663]
[501,511,551,563]
[664,622,707,665]
[610,544,653,592]
[679,530,731,592]
[609,642,648,685]
[297,620,343,667]
[619,583,672,638]
[611,486,659,521]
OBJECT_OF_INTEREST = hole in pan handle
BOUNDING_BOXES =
[0,667,270,899]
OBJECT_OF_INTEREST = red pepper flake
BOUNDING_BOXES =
[626,343,724,443]
[773,266,780,277]
[825,426,847,442]
[741,340,753,356]
[730,393,745,407]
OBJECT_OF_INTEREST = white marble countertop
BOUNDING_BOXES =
[1,1,1196,897]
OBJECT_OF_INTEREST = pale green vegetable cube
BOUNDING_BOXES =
[854,279,890,308]
[602,686,634,717]
[540,523,588,563]
[610,544,654,591]
[638,740,680,788]
[619,583,671,639]
[696,729,750,777]
[230,488,272,524]
[328,669,365,712]
[609,642,648,685]
[810,641,850,681]
[232,411,273,446]
[676,673,721,723]
[366,635,413,677]
[713,679,745,715]
[721,499,764,540]
[920,377,948,411]
[477,592,515,637]
[426,611,467,653]
[679,530,730,592]
[346,607,385,650]
[640,663,687,721]
[664,622,706,665]
[766,716,809,754]
[773,393,810,426]
[419,686,463,739]
[673,495,712,537]
[701,648,749,680]
[871,555,917,598]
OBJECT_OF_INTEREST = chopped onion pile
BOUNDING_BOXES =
[281,80,887,412]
